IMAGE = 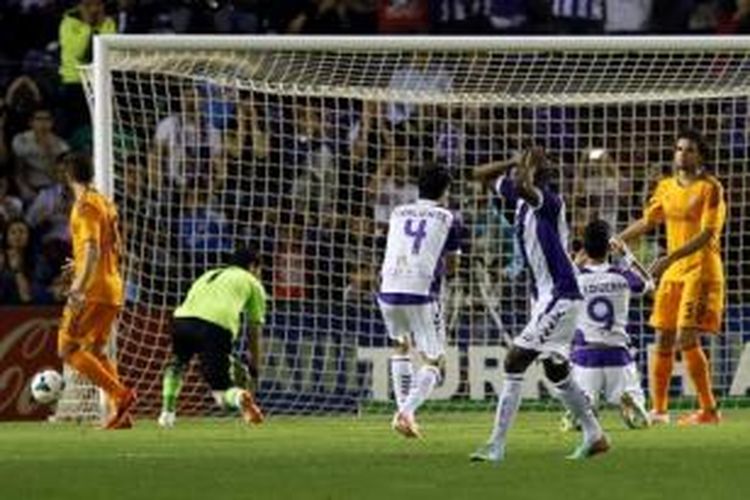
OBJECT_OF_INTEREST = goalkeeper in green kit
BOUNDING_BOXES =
[158,246,267,428]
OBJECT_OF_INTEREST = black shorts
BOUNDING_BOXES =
[171,317,232,391]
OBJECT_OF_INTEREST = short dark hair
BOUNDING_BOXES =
[583,219,611,260]
[62,152,95,184]
[418,163,452,200]
[228,244,260,269]
[677,128,709,160]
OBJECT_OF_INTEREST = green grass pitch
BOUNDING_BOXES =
[2,410,749,500]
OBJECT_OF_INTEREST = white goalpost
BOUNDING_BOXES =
[58,35,750,420]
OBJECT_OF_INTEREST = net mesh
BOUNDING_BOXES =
[63,40,750,419]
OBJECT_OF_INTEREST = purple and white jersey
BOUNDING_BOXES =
[575,262,649,349]
[379,199,462,301]
[493,175,581,302]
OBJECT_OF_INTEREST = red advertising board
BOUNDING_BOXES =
[0,307,63,421]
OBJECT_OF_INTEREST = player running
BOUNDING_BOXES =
[378,164,463,438]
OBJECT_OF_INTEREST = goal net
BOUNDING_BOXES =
[63,36,750,419]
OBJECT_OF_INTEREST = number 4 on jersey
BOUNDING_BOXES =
[404,219,427,255]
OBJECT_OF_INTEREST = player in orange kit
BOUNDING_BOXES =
[619,130,725,425]
[57,152,136,429]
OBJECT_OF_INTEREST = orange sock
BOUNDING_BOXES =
[651,350,674,414]
[683,346,717,412]
[67,350,127,401]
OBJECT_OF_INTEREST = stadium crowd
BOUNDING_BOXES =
[1,0,750,305]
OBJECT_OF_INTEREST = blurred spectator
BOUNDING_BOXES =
[12,106,69,203]
[273,214,310,301]
[552,0,605,33]
[116,0,166,33]
[342,214,377,303]
[434,111,463,170]
[349,100,386,170]
[344,260,376,303]
[605,0,652,32]
[0,218,33,304]
[335,100,383,219]
[25,153,72,245]
[572,147,623,238]
[150,87,222,190]
[369,142,418,232]
[386,53,452,129]
[430,0,488,33]
[59,0,116,137]
[169,0,260,33]
[486,0,529,33]
[0,98,9,175]
[0,175,24,227]
[718,0,750,33]
[214,0,262,33]
[4,75,43,142]
[345,0,378,32]
[31,236,70,304]
[288,101,337,222]
[269,0,349,33]
[176,179,232,254]
[650,0,695,33]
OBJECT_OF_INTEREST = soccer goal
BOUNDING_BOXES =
[59,35,750,420]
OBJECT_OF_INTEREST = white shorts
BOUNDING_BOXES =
[572,362,645,407]
[378,300,446,360]
[514,296,581,358]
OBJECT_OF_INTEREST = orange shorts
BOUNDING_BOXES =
[650,280,724,333]
[57,302,121,353]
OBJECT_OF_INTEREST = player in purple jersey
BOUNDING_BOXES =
[470,147,609,463]
[562,219,652,432]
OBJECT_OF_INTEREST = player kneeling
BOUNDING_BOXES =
[158,246,266,427]
[562,220,652,431]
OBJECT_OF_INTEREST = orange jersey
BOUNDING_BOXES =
[70,188,124,305]
[644,173,726,283]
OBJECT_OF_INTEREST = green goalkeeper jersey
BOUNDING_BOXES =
[174,266,267,339]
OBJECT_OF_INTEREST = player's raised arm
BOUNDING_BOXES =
[610,236,655,294]
[472,154,519,188]
[513,146,547,208]
[617,175,666,244]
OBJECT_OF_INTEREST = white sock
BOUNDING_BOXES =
[488,374,524,445]
[402,365,440,416]
[555,377,603,444]
[390,355,413,411]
